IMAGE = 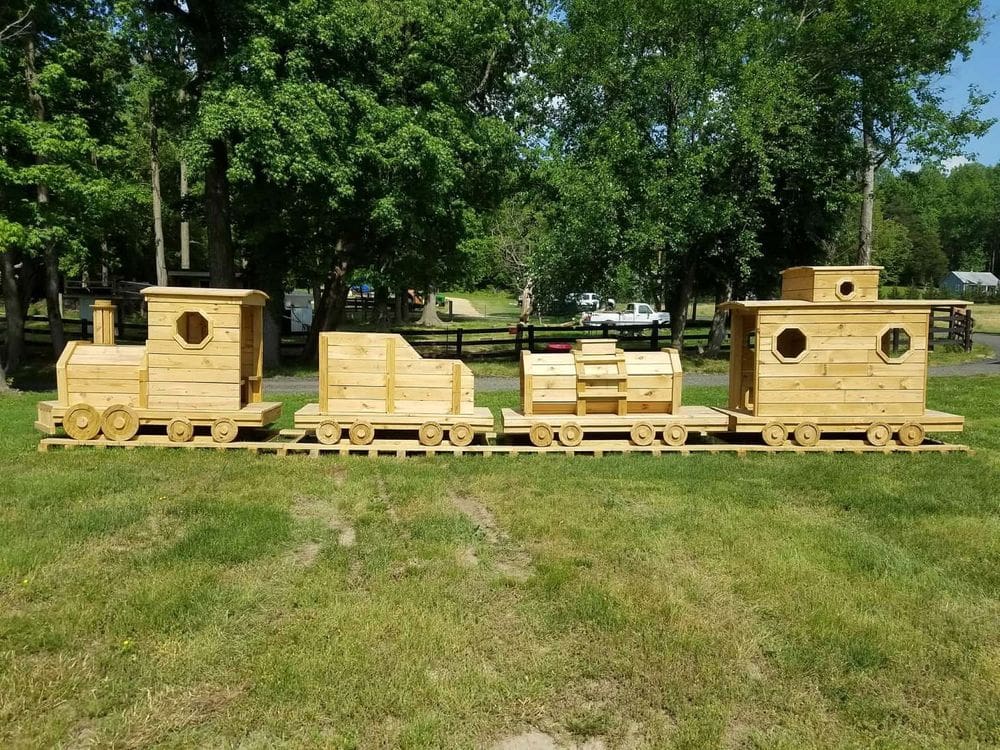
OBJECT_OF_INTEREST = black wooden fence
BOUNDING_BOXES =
[2,306,976,359]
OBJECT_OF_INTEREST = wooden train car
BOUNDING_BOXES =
[501,338,727,446]
[35,288,282,443]
[293,332,493,446]
[718,265,968,446]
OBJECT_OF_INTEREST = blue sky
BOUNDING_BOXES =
[940,0,1000,166]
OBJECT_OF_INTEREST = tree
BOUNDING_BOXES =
[785,0,993,264]
[1,0,134,362]
[534,0,857,344]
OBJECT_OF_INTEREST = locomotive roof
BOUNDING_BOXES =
[722,299,971,310]
[140,287,269,305]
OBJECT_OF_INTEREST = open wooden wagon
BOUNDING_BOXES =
[293,332,494,446]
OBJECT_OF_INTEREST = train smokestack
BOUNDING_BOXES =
[91,300,116,345]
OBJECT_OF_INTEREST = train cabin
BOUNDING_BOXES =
[501,338,726,447]
[35,288,282,443]
[293,332,494,446]
[719,265,969,446]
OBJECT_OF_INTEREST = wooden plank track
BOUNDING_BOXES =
[37,434,969,456]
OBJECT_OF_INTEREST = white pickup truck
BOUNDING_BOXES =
[582,302,671,327]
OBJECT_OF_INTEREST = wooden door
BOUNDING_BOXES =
[727,310,758,412]
[240,306,263,404]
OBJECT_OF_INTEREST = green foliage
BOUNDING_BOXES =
[0,1,142,275]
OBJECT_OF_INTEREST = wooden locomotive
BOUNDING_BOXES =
[35,288,282,443]
[293,332,494,446]
[718,265,966,446]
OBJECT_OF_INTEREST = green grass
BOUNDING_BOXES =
[928,342,995,365]
[2,380,1000,747]
[974,304,1000,334]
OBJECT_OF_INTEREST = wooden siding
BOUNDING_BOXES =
[320,332,474,416]
[754,308,929,419]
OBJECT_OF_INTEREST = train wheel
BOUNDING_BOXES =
[529,422,554,447]
[211,417,239,444]
[101,405,139,441]
[63,403,101,441]
[762,421,787,447]
[865,422,892,447]
[350,420,375,445]
[316,419,342,445]
[662,423,688,447]
[793,422,821,447]
[418,421,443,446]
[450,422,474,447]
[167,417,194,443]
[897,422,925,447]
[630,421,655,446]
[558,422,583,447]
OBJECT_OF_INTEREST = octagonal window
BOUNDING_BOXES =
[775,327,807,362]
[879,326,911,362]
[837,279,856,300]
[176,310,211,348]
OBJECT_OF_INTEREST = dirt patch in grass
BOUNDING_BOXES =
[490,731,608,750]
[292,495,356,547]
[291,540,322,567]
[450,491,532,580]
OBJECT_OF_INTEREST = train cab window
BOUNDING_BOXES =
[745,332,756,350]
[774,327,807,362]
[176,310,212,348]
[878,326,911,363]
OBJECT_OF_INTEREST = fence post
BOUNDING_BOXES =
[514,323,523,355]
[81,319,90,341]
[527,324,535,353]
[455,328,463,358]
[650,320,659,351]
[601,322,609,338]
[965,308,973,352]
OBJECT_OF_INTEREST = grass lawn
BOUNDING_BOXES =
[2,379,1000,747]
[974,304,1000,333]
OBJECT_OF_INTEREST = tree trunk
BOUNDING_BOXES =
[394,288,407,325]
[205,138,235,286]
[179,159,191,270]
[150,119,168,286]
[519,279,533,323]
[418,286,442,327]
[857,117,877,265]
[668,261,696,349]
[1,251,25,372]
[706,280,733,357]
[303,253,351,361]
[43,243,65,356]
[372,285,391,327]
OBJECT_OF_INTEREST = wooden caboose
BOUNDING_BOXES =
[36,288,281,443]
[720,266,969,446]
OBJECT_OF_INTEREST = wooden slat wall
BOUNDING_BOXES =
[754,309,928,419]
[64,343,145,408]
[781,268,881,302]
[145,299,242,411]
[521,347,680,415]
[320,332,474,415]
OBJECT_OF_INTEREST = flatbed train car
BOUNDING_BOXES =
[34,265,972,453]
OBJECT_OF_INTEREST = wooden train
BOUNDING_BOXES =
[35,266,971,453]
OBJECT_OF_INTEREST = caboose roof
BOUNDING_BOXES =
[780,265,883,274]
[722,299,971,311]
[140,287,269,305]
